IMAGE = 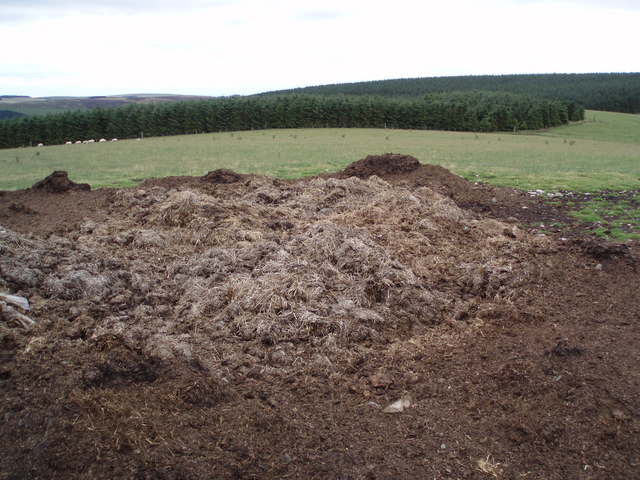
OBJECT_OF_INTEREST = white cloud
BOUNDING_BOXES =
[505,0,640,10]
[0,0,229,23]
[0,0,638,97]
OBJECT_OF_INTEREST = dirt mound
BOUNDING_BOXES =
[202,168,245,184]
[31,170,90,193]
[336,153,421,178]
[334,153,474,197]
[335,154,576,228]
[0,159,638,479]
[137,170,250,191]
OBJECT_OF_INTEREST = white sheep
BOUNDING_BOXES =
[65,141,72,145]
[36,143,43,147]
[111,138,118,142]
[99,138,106,143]
[75,141,82,144]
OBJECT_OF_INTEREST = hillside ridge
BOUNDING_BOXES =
[259,72,640,114]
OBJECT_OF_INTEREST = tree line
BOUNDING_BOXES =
[0,91,583,149]
[263,73,640,114]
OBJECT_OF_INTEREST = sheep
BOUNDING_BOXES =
[111,138,118,142]
[75,141,82,144]
[99,138,106,143]
[37,143,44,147]
[65,141,72,145]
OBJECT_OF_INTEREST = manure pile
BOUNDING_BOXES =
[1,155,638,479]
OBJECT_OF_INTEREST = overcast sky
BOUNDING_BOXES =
[1,0,638,97]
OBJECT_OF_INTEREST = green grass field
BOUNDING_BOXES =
[1,110,638,192]
[542,110,640,144]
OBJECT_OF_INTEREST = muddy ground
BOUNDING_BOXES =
[0,154,638,479]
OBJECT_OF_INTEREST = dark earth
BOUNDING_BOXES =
[1,154,638,479]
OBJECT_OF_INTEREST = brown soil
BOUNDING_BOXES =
[30,170,91,194]
[1,154,638,480]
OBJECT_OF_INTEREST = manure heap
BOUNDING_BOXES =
[1,154,638,480]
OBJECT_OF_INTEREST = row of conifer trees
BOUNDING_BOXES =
[267,73,640,114]
[0,91,583,149]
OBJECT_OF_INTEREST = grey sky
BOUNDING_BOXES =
[507,0,640,9]
[0,0,637,97]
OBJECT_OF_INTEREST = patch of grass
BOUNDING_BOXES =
[542,110,640,144]
[568,196,640,241]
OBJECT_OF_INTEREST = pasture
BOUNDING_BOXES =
[0,110,638,192]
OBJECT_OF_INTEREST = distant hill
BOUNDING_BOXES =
[0,93,215,117]
[259,73,640,114]
[0,110,25,120]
